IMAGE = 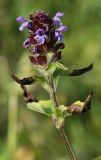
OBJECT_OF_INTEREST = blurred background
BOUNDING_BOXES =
[0,0,101,160]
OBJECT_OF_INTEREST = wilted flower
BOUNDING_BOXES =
[16,11,68,66]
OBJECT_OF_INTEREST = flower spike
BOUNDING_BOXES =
[16,11,68,66]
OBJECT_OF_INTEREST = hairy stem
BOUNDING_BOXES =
[47,74,58,108]
[46,72,77,160]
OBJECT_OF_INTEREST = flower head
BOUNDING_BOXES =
[16,11,68,66]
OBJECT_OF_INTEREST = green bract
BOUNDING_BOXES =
[27,100,54,116]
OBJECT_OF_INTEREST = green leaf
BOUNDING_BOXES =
[56,62,68,71]
[54,63,93,78]
[46,62,68,78]
[53,68,69,77]
[27,100,54,116]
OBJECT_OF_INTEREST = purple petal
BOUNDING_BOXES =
[53,12,65,27]
[55,31,64,42]
[35,28,47,44]
[35,29,45,36]
[56,26,68,32]
[19,21,29,31]
[55,12,64,17]
[53,17,62,27]
[27,23,32,30]
[23,38,30,48]
[16,16,26,23]
[57,33,64,41]
[34,35,45,45]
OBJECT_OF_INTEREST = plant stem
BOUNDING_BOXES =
[46,73,77,160]
[47,74,58,108]
[59,128,77,160]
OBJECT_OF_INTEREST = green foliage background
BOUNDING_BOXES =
[0,0,101,160]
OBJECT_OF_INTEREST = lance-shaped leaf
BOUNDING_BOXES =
[11,72,35,85]
[67,92,93,115]
[27,100,54,116]
[69,63,93,76]
[54,63,93,77]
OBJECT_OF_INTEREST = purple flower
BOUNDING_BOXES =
[53,13,68,42]
[34,29,47,45]
[56,26,68,32]
[16,11,68,65]
[55,31,64,42]
[16,16,26,23]
[54,26,68,41]
[53,12,64,27]
[16,16,31,31]
[23,38,30,48]
[55,12,64,17]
